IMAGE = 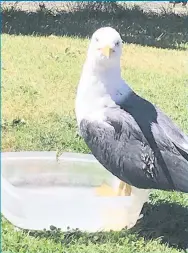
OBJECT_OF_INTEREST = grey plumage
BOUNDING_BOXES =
[80,91,188,193]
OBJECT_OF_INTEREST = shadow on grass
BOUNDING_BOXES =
[26,201,188,251]
[133,201,188,250]
[2,2,188,49]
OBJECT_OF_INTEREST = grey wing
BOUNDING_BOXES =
[80,108,188,193]
[157,107,188,153]
[121,92,188,154]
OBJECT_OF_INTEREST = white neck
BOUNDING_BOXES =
[75,60,132,125]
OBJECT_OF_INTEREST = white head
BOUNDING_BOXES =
[86,27,123,69]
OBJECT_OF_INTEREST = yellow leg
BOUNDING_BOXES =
[95,183,117,196]
[117,181,125,195]
[95,180,132,197]
[124,183,132,196]
[118,181,132,196]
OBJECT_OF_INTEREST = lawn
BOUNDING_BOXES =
[2,3,188,253]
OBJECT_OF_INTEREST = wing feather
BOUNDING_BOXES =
[80,107,188,193]
[157,107,188,153]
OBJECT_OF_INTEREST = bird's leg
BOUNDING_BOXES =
[95,182,118,196]
[117,181,125,195]
[124,183,132,196]
[117,181,132,196]
[95,180,132,197]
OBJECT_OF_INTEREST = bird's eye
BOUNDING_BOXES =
[95,38,99,42]
[115,41,120,46]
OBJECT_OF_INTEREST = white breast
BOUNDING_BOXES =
[75,66,132,126]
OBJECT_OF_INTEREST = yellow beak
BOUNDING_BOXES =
[101,45,113,58]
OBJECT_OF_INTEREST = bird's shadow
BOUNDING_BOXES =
[26,201,188,251]
[132,201,188,250]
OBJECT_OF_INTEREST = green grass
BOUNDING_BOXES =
[2,32,188,253]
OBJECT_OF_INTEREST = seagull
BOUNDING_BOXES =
[75,27,188,226]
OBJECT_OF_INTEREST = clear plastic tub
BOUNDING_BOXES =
[1,151,150,232]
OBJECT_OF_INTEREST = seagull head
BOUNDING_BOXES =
[87,27,123,69]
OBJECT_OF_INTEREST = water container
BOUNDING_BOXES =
[1,151,150,232]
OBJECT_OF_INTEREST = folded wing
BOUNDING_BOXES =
[80,106,188,193]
